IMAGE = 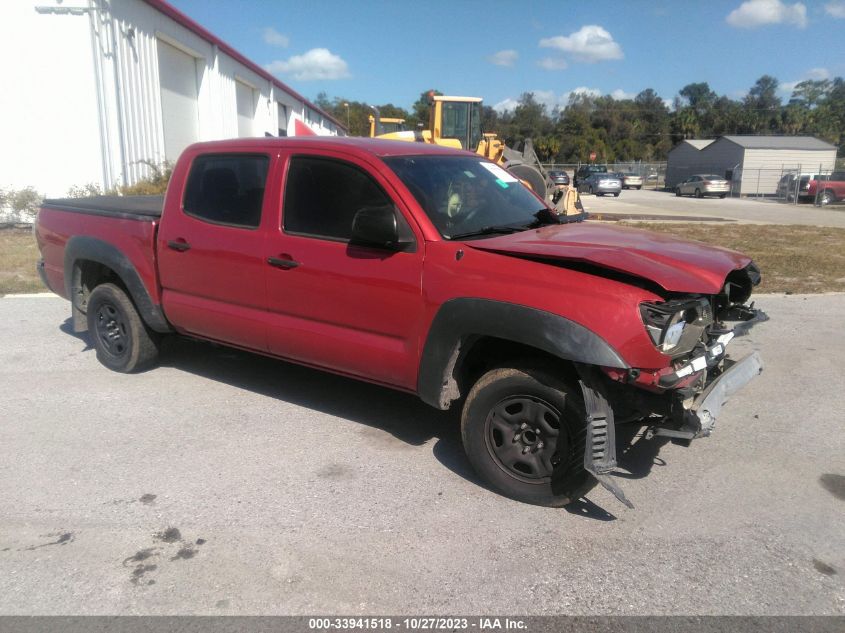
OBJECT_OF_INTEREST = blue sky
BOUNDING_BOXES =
[169,0,845,113]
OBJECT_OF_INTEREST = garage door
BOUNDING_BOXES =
[157,39,199,161]
[236,81,256,137]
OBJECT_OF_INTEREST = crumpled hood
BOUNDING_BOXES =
[468,223,752,294]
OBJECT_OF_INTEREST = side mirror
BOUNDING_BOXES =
[350,206,403,250]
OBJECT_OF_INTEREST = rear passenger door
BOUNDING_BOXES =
[158,151,277,351]
[263,151,425,389]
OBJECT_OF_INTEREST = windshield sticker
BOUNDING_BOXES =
[495,179,510,189]
[463,171,476,178]
[479,162,518,183]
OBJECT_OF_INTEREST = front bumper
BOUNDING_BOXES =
[689,351,763,437]
[650,351,763,440]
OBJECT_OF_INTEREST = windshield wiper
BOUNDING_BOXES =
[448,225,527,240]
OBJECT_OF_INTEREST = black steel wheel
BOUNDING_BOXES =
[86,283,160,373]
[485,395,565,482]
[461,365,596,507]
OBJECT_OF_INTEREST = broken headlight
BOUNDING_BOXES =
[640,297,713,356]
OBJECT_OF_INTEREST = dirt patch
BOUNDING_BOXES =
[819,473,845,501]
[155,527,182,543]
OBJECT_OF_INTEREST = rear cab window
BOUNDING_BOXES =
[183,154,270,228]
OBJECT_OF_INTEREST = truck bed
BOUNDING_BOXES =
[41,195,163,220]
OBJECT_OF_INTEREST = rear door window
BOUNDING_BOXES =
[183,154,269,228]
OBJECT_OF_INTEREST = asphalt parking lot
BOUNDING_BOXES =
[578,188,845,228]
[0,293,843,615]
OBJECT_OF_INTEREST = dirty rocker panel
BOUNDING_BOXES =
[417,298,628,410]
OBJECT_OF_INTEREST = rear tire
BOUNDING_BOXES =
[613,192,620,197]
[636,186,642,190]
[461,365,596,507]
[675,188,682,197]
[86,283,160,373]
[719,194,727,199]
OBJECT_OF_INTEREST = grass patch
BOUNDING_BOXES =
[0,227,44,294]
[623,222,845,294]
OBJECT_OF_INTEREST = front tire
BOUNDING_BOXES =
[461,365,596,507]
[86,283,160,373]
[675,188,682,197]
[818,189,835,206]
[695,188,703,198]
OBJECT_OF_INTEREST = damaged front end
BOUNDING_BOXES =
[581,262,766,507]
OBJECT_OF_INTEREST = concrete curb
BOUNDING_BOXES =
[1,292,57,299]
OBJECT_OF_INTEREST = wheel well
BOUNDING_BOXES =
[453,336,578,403]
[70,260,126,330]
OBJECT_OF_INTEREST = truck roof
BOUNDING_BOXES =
[186,136,479,159]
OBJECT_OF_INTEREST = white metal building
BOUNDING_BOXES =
[1,0,346,197]
[666,136,837,195]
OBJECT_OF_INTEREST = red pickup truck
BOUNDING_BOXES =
[34,136,763,508]
[803,171,845,206]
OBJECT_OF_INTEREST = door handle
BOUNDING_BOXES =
[267,256,299,269]
[167,239,191,252]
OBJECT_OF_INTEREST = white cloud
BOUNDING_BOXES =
[494,87,635,113]
[265,48,350,81]
[262,27,289,48]
[779,67,831,94]
[824,1,845,18]
[539,25,623,63]
[610,89,636,100]
[488,49,518,67]
[537,57,568,70]
[726,0,807,28]
[807,67,831,80]
[493,98,520,113]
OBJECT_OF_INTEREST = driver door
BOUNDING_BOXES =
[264,151,426,389]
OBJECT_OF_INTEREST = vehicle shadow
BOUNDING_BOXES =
[60,318,94,351]
[153,336,673,520]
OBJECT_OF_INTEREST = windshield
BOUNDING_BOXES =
[383,155,548,239]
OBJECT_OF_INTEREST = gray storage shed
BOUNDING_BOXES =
[666,136,837,195]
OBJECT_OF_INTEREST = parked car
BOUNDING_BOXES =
[574,164,607,187]
[675,175,730,198]
[620,172,643,190]
[578,172,622,196]
[34,136,763,508]
[547,170,570,186]
[804,172,845,205]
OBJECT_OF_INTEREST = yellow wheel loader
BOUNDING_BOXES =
[370,94,581,215]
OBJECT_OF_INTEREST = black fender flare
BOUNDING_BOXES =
[417,298,628,410]
[63,236,171,333]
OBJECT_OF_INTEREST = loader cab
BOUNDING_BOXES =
[368,114,407,137]
[431,96,483,152]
